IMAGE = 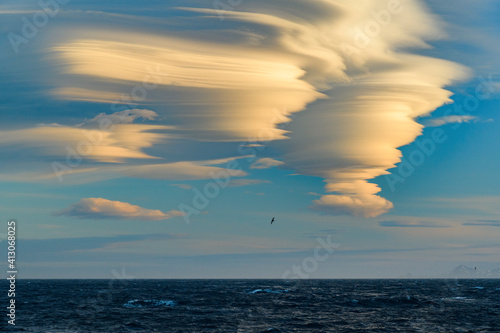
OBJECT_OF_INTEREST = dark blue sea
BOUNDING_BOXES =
[2,279,500,332]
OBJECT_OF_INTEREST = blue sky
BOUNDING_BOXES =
[0,0,499,278]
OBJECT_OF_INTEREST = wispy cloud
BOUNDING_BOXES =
[54,198,185,221]
[431,196,500,215]
[0,153,249,184]
[250,158,284,169]
[424,115,477,127]
[0,122,168,163]
[228,179,270,187]
[77,109,158,128]
[13,234,183,257]
[379,220,451,228]
[118,157,248,180]
[172,184,193,190]
[463,220,500,227]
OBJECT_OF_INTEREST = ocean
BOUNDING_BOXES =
[2,279,499,332]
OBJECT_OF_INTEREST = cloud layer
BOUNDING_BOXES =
[2,0,470,218]
[55,198,185,221]
[0,118,167,163]
[463,220,500,227]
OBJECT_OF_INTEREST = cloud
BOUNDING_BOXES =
[0,156,249,184]
[52,87,125,104]
[77,109,158,128]
[12,234,183,262]
[463,220,500,227]
[172,184,193,190]
[54,198,185,221]
[379,220,451,228]
[425,115,477,127]
[50,33,321,142]
[250,158,284,169]
[431,196,500,215]
[0,123,169,163]
[311,195,393,218]
[118,158,247,180]
[274,0,469,217]
[227,179,270,187]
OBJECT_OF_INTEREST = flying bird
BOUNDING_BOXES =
[271,217,275,224]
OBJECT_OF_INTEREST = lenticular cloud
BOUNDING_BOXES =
[47,0,468,217]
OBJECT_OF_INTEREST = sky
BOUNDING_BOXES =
[0,0,499,278]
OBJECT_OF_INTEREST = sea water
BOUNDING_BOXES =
[1,279,499,332]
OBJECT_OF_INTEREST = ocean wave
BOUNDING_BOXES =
[123,299,176,308]
[440,297,470,301]
[247,288,290,294]
[346,296,422,307]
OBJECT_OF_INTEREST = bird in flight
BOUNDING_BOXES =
[271,217,275,224]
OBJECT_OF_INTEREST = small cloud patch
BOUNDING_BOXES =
[172,184,193,190]
[250,158,284,169]
[425,115,477,127]
[54,198,184,221]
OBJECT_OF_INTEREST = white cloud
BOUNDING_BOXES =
[311,195,393,218]
[0,123,168,163]
[55,198,184,221]
[50,34,322,142]
[77,109,158,128]
[250,158,284,169]
[425,115,477,127]
[275,0,469,217]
